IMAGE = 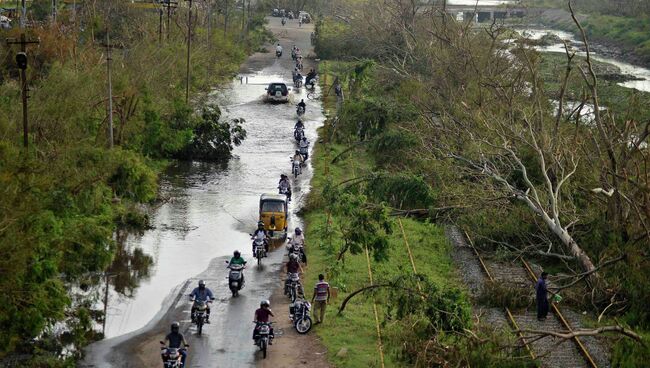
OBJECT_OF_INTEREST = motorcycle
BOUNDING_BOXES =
[191,300,210,335]
[289,299,312,334]
[254,321,274,358]
[276,50,282,57]
[294,126,304,142]
[286,238,306,263]
[160,342,188,368]
[299,145,309,161]
[291,50,297,60]
[226,262,245,297]
[279,184,292,201]
[291,157,302,178]
[285,272,303,303]
[305,75,318,90]
[281,18,286,26]
[252,236,267,265]
[293,77,302,88]
[296,105,305,117]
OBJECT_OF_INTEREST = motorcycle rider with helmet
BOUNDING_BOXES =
[228,250,247,284]
[284,253,303,294]
[278,174,292,200]
[252,221,270,254]
[253,300,275,344]
[161,322,188,367]
[289,227,307,263]
[189,280,215,323]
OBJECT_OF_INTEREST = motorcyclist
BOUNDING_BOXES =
[294,120,305,140]
[305,69,317,87]
[292,68,302,86]
[189,280,215,323]
[281,17,286,26]
[228,250,247,285]
[296,56,303,71]
[293,149,305,166]
[253,300,275,344]
[289,227,307,263]
[299,136,310,161]
[161,322,188,367]
[284,253,303,294]
[252,221,270,253]
[297,99,306,114]
[278,174,292,200]
[291,45,297,60]
[276,43,283,56]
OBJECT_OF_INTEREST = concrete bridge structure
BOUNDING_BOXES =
[419,2,542,23]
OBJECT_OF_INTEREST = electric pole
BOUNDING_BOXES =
[6,34,40,149]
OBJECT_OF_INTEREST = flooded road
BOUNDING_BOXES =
[83,17,325,367]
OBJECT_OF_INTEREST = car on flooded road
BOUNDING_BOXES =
[265,82,290,103]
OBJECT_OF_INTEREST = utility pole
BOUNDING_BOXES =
[6,34,40,149]
[185,0,194,104]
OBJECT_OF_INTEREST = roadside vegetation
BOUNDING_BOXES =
[304,0,650,366]
[0,2,272,366]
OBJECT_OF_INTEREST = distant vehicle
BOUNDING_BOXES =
[272,8,280,17]
[265,82,290,103]
[0,15,11,30]
[298,11,311,23]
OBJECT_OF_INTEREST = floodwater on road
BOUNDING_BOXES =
[101,67,325,340]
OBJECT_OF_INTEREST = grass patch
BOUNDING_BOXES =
[300,63,470,367]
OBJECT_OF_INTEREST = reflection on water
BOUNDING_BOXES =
[107,229,154,298]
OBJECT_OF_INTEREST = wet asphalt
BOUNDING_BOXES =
[82,17,324,368]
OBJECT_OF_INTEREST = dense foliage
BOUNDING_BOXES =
[0,1,271,365]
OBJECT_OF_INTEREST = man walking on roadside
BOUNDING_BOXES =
[311,274,330,324]
[535,271,549,321]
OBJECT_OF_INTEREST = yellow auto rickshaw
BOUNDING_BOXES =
[259,193,288,238]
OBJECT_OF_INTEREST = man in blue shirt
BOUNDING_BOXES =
[535,272,549,321]
[190,280,214,323]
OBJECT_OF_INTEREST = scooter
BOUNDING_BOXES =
[226,262,245,297]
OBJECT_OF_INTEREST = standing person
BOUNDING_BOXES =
[535,272,549,321]
[311,274,330,324]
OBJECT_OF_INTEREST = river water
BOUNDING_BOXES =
[101,70,324,339]
[514,28,650,93]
